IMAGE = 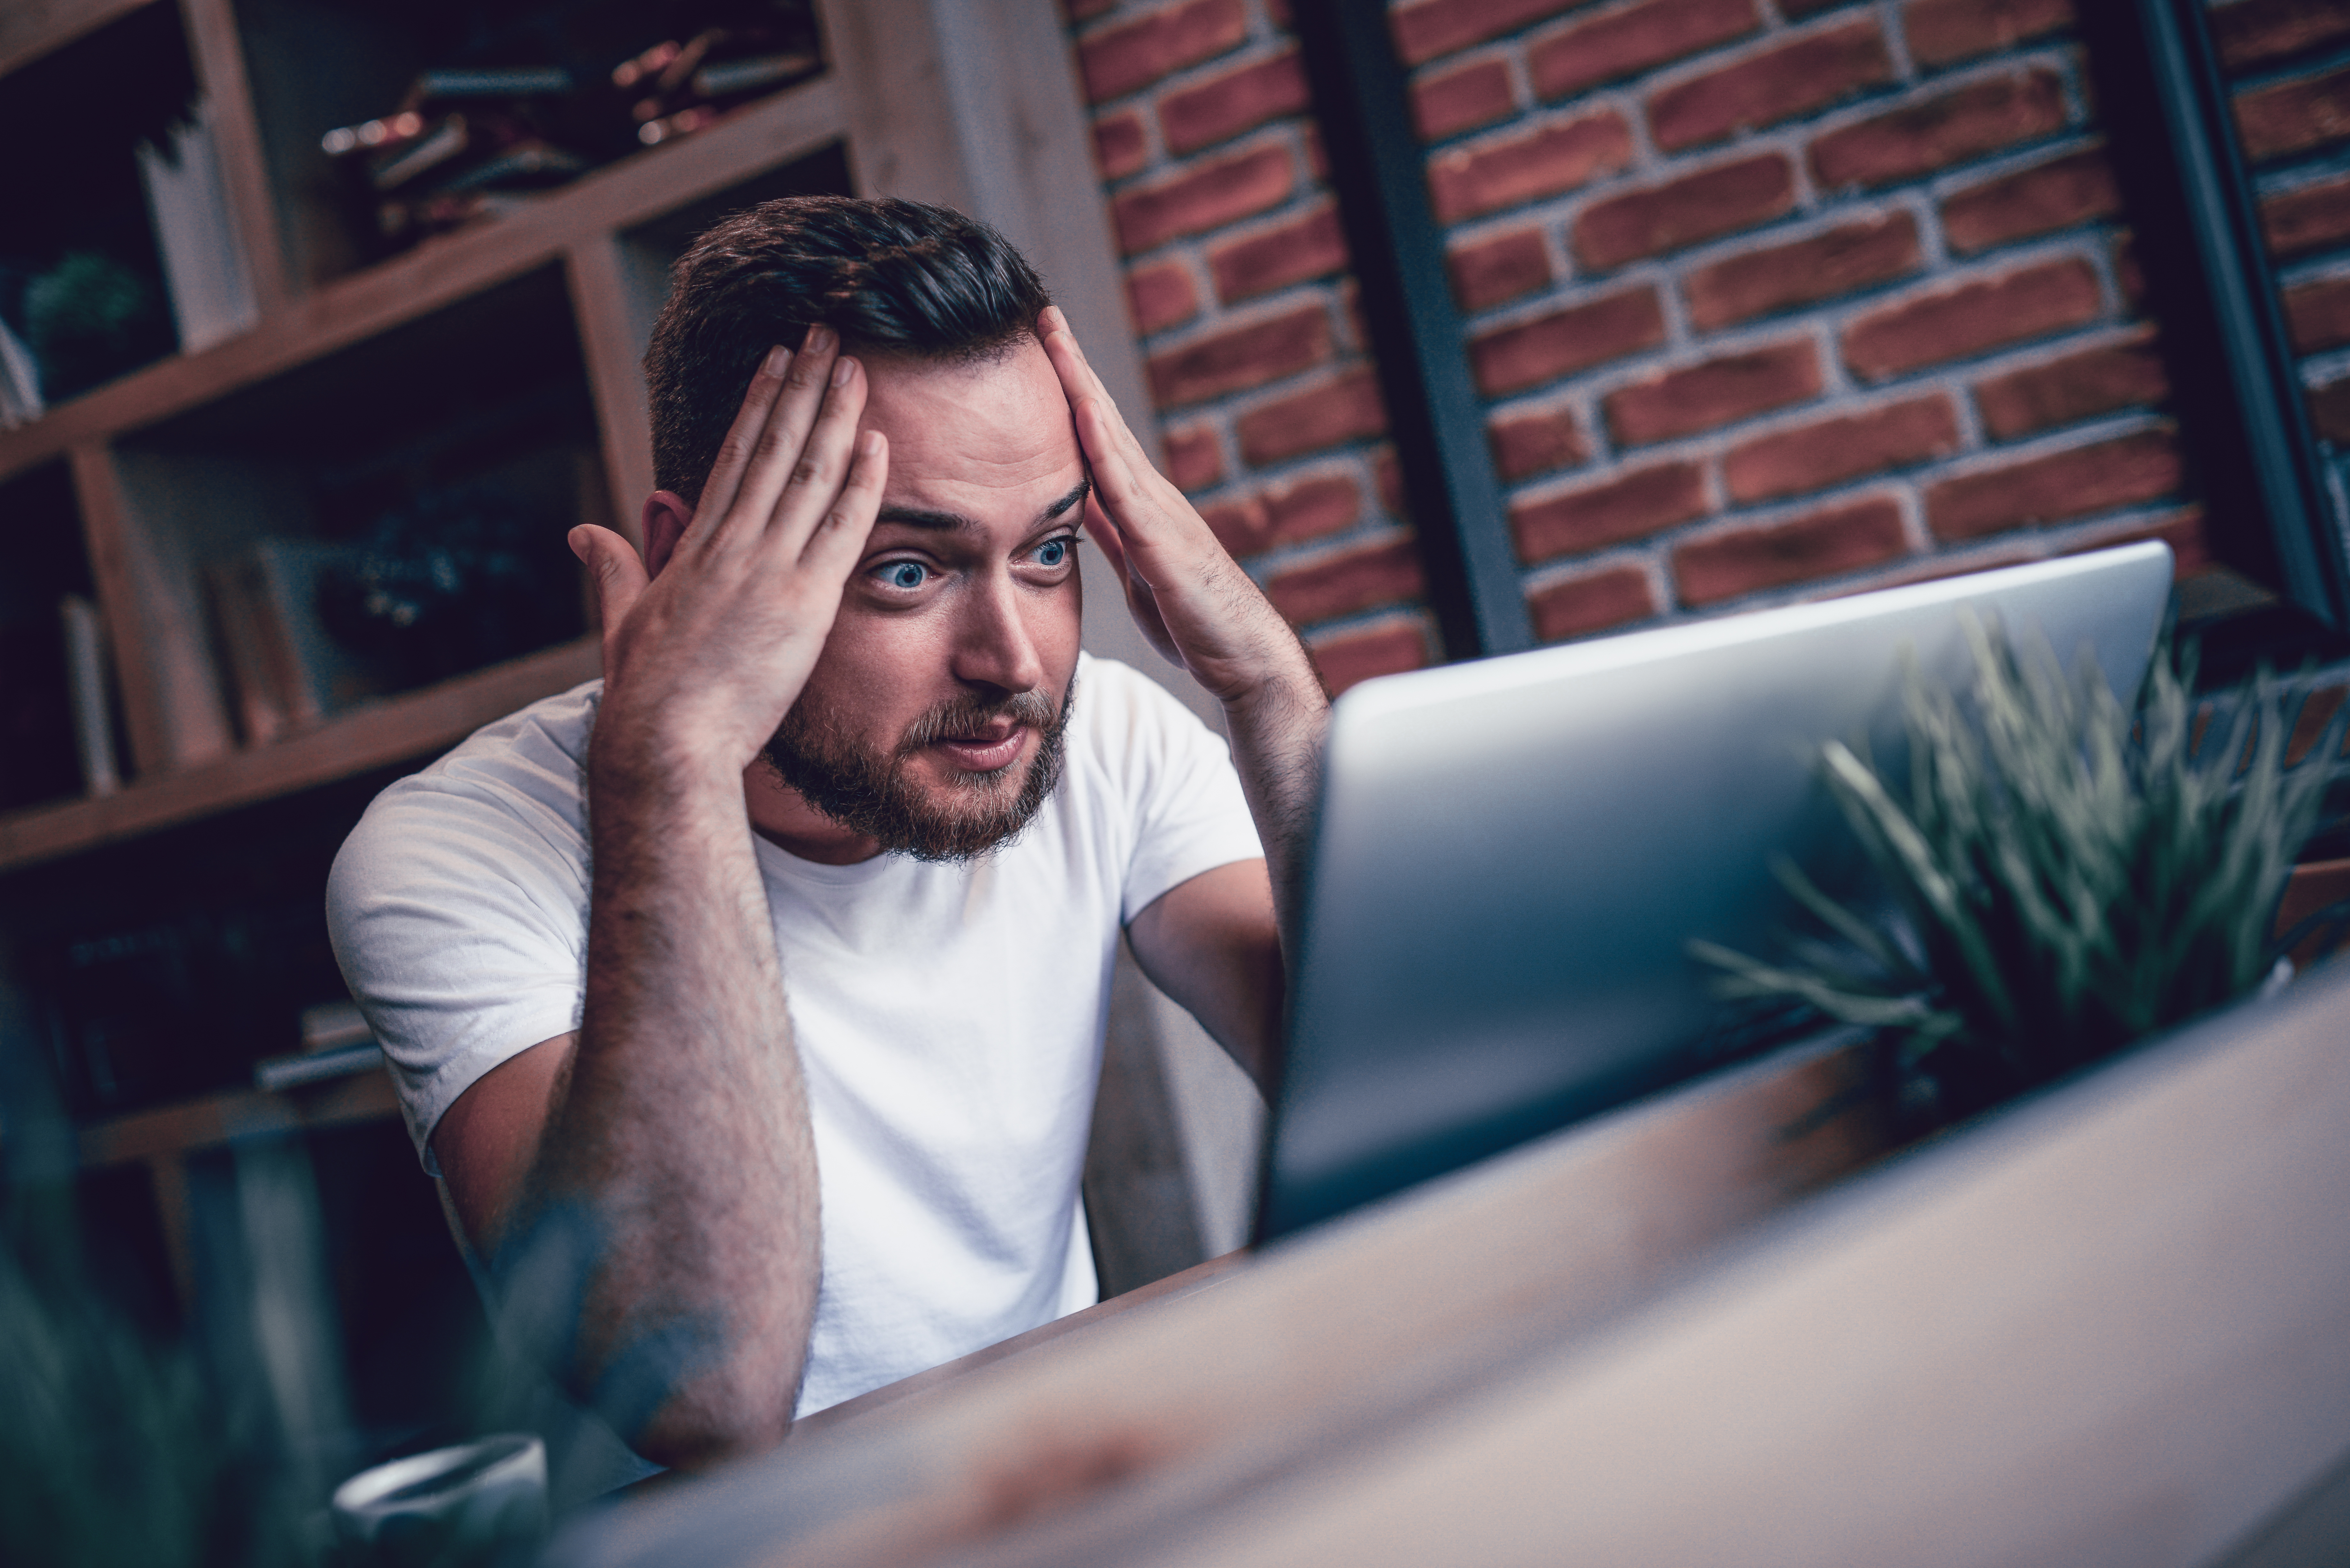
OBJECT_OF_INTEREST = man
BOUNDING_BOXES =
[327,196,1328,1470]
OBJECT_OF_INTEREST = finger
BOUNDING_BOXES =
[1081,492,1133,584]
[718,324,844,551]
[800,428,889,578]
[768,353,871,552]
[685,344,792,545]
[569,524,650,667]
[1042,307,1153,471]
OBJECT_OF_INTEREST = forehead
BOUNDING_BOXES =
[858,339,1082,528]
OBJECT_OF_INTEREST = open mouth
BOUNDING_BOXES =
[928,722,1027,773]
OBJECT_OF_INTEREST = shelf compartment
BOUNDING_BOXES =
[79,1067,399,1169]
[235,0,824,293]
[0,72,848,486]
[0,2,203,407]
[0,631,596,873]
[0,461,118,811]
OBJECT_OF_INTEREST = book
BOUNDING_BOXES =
[370,114,470,192]
[207,539,382,743]
[135,98,260,354]
[413,66,574,100]
[58,595,118,797]
[254,1041,383,1093]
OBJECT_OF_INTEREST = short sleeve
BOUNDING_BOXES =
[1081,658,1266,924]
[325,688,600,1172]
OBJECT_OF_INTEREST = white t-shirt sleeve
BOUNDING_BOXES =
[325,695,598,1172]
[1085,657,1267,924]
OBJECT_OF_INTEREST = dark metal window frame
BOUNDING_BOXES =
[2075,0,2350,637]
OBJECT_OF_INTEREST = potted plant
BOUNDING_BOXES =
[1695,618,2348,1130]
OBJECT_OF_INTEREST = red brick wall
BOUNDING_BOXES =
[1064,0,2348,697]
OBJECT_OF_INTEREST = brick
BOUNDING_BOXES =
[1780,0,1855,14]
[1469,285,1668,395]
[1810,70,2068,191]
[1147,303,1331,406]
[1973,330,2168,440]
[1414,59,1517,141]
[1268,537,1427,623]
[1529,0,1760,103]
[1488,404,1588,480]
[2262,175,2350,259]
[1094,110,1149,180]
[1237,365,1390,464]
[1310,621,1432,694]
[1428,110,1635,223]
[1374,446,1405,516]
[2214,0,2350,71]
[1723,394,1961,503]
[1263,472,1364,546]
[2286,275,2350,352]
[1079,0,1247,103]
[1683,212,1920,329]
[1924,430,2181,539]
[1940,147,2119,255]
[1209,205,1347,303]
[1201,496,1271,555]
[1112,144,1295,254]
[1647,20,1894,153]
[2083,509,2204,577]
[1163,424,1224,490]
[1841,258,2103,380]
[1449,227,1552,312]
[1392,0,1578,65]
[1572,154,1793,272]
[1067,0,1118,20]
[1512,461,1708,562]
[1675,497,1909,604]
[2112,231,2145,312]
[1160,50,1311,155]
[2235,66,2350,163]
[1126,259,1200,335]
[1903,0,2072,68]
[1604,340,1822,446]
[2310,378,2350,443]
[1529,564,1658,640]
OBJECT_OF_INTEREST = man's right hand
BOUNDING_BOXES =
[567,327,889,782]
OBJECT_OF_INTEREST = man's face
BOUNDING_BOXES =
[762,337,1088,860]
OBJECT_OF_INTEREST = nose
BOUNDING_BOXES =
[949,566,1047,697]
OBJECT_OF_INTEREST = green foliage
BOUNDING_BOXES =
[1693,618,2343,1122]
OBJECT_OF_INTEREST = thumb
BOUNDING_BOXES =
[569,524,649,657]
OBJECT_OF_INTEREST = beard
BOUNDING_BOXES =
[760,672,1076,863]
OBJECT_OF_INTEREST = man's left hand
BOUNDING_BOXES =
[1040,306,1320,711]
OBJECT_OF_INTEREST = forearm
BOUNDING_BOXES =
[519,739,818,1466]
[1221,642,1329,952]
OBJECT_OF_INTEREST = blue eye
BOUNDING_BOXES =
[881,561,929,589]
[1036,539,1070,568]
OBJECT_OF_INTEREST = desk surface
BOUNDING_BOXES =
[557,967,2350,1567]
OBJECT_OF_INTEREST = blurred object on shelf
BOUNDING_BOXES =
[58,595,118,799]
[259,1001,383,1091]
[135,98,260,356]
[318,477,580,691]
[207,539,385,745]
[18,250,175,404]
[0,468,95,813]
[301,1000,374,1054]
[0,315,40,428]
[319,0,822,254]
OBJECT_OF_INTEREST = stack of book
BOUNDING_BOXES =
[320,3,822,252]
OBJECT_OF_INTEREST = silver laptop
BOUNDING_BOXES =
[1257,542,2176,1242]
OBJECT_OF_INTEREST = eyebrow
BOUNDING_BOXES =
[874,476,1091,533]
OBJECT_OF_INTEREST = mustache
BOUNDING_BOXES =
[896,688,1059,755]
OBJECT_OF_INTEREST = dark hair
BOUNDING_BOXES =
[644,195,1052,502]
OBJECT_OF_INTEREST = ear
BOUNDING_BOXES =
[641,491,693,578]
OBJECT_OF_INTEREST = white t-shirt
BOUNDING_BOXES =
[326,652,1261,1418]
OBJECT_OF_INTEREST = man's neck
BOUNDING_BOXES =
[742,762,886,865]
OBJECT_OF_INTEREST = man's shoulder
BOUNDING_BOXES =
[334,678,603,884]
